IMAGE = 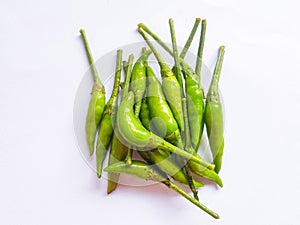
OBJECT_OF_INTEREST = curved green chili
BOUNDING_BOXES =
[80,29,106,156]
[104,160,219,219]
[138,28,184,132]
[95,49,122,178]
[204,46,225,173]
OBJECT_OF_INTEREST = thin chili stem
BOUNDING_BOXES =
[138,23,173,55]
[79,29,102,86]
[138,28,168,69]
[169,18,183,89]
[195,20,207,78]
[111,49,123,97]
[163,180,219,219]
[209,46,225,95]
[180,18,201,59]
[122,54,134,100]
[122,54,134,165]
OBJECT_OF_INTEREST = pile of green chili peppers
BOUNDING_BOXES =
[79,18,225,219]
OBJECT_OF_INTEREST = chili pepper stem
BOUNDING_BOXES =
[163,180,219,219]
[123,55,134,165]
[209,46,225,96]
[169,18,183,89]
[79,29,103,86]
[180,18,201,59]
[195,20,207,77]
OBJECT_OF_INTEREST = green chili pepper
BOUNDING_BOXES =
[138,28,185,132]
[95,49,122,178]
[107,54,134,193]
[130,49,152,117]
[80,29,106,156]
[104,160,219,219]
[204,46,225,173]
[139,94,151,130]
[116,90,213,168]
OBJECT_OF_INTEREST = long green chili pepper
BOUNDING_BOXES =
[95,49,122,178]
[204,46,225,173]
[107,54,134,193]
[130,49,152,117]
[116,91,214,169]
[104,161,219,219]
[138,28,185,132]
[80,29,106,156]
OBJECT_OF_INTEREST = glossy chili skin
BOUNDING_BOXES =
[95,50,122,178]
[204,46,225,173]
[181,61,205,151]
[130,49,152,116]
[80,29,106,156]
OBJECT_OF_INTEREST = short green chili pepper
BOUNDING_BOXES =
[104,160,219,219]
[95,49,122,178]
[80,29,106,156]
[130,49,152,117]
[204,46,225,173]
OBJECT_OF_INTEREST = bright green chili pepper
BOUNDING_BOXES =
[139,94,151,130]
[95,49,122,178]
[130,49,152,117]
[138,28,185,132]
[116,90,213,168]
[80,29,106,156]
[104,160,219,219]
[107,54,134,193]
[204,46,225,173]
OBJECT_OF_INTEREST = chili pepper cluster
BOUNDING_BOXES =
[79,18,225,219]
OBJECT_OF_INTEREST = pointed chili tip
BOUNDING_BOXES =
[97,172,102,179]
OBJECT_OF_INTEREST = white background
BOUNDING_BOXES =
[1,0,300,224]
